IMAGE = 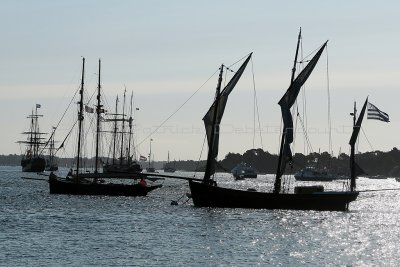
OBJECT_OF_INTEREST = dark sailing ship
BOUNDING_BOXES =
[102,90,142,174]
[18,105,46,172]
[145,139,156,173]
[45,127,58,171]
[189,32,366,211]
[163,151,176,173]
[49,58,161,196]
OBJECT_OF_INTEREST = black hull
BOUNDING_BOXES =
[21,157,46,172]
[103,163,142,174]
[294,176,334,182]
[49,176,161,197]
[189,180,358,211]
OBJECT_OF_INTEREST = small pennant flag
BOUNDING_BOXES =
[36,104,41,108]
[367,102,389,122]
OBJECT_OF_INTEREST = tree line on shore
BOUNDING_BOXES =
[2,147,400,177]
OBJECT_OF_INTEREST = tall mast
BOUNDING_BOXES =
[203,64,224,184]
[34,106,38,156]
[274,29,302,194]
[148,139,152,169]
[29,110,34,157]
[94,59,102,174]
[120,88,126,166]
[76,57,85,177]
[350,102,357,192]
[112,96,119,165]
[127,92,134,164]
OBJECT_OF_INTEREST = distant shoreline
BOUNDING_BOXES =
[3,147,400,177]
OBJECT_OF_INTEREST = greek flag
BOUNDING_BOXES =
[367,102,389,122]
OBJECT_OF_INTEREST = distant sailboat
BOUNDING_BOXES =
[145,139,156,173]
[163,151,176,173]
[45,127,58,171]
[18,105,46,172]
[49,58,162,196]
[189,32,367,211]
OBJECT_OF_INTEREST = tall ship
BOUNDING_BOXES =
[49,58,161,196]
[103,90,142,174]
[18,105,46,172]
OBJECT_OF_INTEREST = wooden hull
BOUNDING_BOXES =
[21,157,46,172]
[189,180,358,211]
[49,176,162,196]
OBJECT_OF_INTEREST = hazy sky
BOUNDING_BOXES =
[1,1,399,161]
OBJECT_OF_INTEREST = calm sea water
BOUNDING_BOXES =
[1,165,400,266]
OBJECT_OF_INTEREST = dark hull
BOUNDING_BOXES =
[189,180,358,211]
[49,176,161,196]
[103,163,142,174]
[294,176,334,182]
[233,174,257,180]
[21,157,46,172]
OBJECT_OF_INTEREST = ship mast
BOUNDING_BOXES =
[112,96,119,165]
[76,57,85,177]
[120,88,126,166]
[94,59,102,174]
[127,92,134,164]
[274,28,301,194]
[350,102,357,192]
[203,64,224,185]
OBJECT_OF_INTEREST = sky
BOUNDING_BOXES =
[1,0,400,161]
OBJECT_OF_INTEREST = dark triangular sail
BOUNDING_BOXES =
[349,97,368,191]
[276,42,327,180]
[203,53,252,181]
[349,98,368,147]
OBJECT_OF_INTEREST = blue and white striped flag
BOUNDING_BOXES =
[367,102,389,122]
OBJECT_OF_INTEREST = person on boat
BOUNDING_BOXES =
[139,177,147,187]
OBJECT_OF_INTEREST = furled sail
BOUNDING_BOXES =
[277,42,327,178]
[203,53,252,178]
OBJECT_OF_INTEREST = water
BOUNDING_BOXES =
[1,166,400,266]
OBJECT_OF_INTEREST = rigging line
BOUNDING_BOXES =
[326,45,333,156]
[299,40,309,155]
[297,112,314,153]
[194,132,207,178]
[227,53,253,69]
[250,57,264,150]
[39,85,81,155]
[361,127,374,151]
[134,67,220,149]
[298,42,326,62]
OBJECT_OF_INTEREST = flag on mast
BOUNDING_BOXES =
[36,104,41,108]
[367,102,389,122]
